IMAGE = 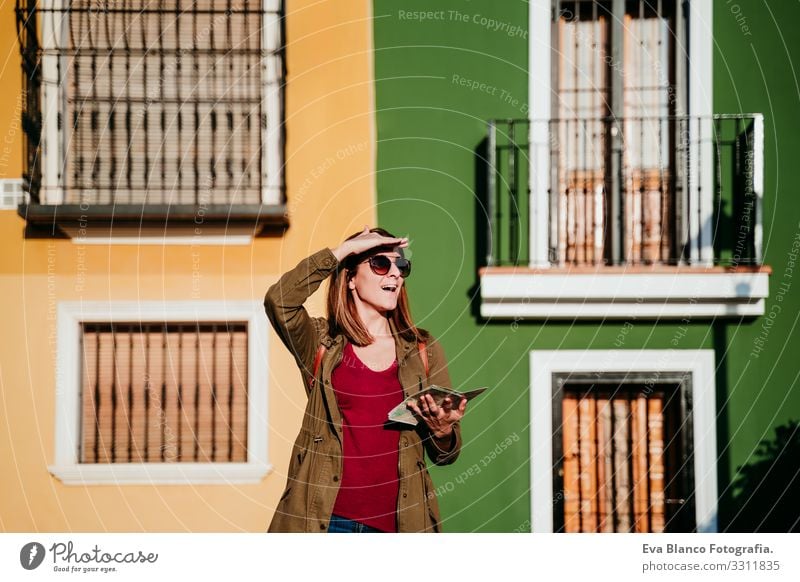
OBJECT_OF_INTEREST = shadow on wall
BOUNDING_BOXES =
[726,420,800,532]
[468,137,490,322]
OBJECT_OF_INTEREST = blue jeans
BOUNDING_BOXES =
[328,514,385,533]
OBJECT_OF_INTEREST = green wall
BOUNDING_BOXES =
[712,0,800,530]
[373,0,799,532]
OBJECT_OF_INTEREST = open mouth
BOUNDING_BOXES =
[381,284,398,294]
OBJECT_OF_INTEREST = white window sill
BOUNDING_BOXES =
[48,462,272,486]
[479,267,771,319]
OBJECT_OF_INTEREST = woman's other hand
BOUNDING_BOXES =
[331,225,408,262]
[407,394,467,438]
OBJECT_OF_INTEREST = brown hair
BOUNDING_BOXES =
[326,227,427,346]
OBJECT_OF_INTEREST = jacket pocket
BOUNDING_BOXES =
[417,460,441,533]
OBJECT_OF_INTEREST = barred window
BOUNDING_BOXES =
[80,323,249,464]
[32,0,283,206]
[557,380,694,533]
[52,302,268,485]
[553,0,678,265]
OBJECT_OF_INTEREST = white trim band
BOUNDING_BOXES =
[480,271,769,318]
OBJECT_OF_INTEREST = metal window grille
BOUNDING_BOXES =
[486,2,763,268]
[487,113,762,267]
[80,322,249,464]
[16,0,284,207]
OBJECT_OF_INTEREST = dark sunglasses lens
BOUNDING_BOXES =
[369,256,391,275]
[368,256,411,277]
[397,258,411,277]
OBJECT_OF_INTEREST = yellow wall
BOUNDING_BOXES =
[0,0,23,180]
[0,0,376,531]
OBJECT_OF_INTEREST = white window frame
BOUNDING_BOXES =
[261,0,284,205]
[50,301,270,485]
[39,0,283,207]
[39,0,65,205]
[530,349,718,532]
[528,0,714,267]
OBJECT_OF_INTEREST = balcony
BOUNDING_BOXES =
[14,0,286,241]
[479,115,771,319]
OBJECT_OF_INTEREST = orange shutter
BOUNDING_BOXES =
[80,323,248,464]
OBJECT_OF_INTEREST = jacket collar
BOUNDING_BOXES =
[389,316,418,363]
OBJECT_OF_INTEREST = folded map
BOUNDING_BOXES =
[387,385,486,426]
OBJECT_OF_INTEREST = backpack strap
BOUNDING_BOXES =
[310,341,428,388]
[309,344,327,389]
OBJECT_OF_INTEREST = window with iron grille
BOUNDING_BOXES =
[80,323,249,464]
[554,378,695,533]
[489,1,765,280]
[16,0,285,234]
[553,0,680,265]
[51,301,269,485]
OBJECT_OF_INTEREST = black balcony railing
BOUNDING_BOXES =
[486,114,764,268]
[14,0,287,237]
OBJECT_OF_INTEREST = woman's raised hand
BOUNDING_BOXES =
[331,225,408,262]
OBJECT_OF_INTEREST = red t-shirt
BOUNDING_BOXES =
[331,341,404,532]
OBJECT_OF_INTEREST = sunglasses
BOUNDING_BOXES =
[363,255,412,278]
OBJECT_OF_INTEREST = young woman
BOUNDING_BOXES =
[264,226,467,533]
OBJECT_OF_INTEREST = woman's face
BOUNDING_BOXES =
[347,251,406,314]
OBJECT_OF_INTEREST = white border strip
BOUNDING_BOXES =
[483,300,765,319]
[480,271,769,318]
[753,114,765,262]
[529,0,551,268]
[262,0,284,205]
[40,0,64,204]
[66,236,254,246]
[688,1,714,265]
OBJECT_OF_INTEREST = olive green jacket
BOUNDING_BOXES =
[264,247,462,533]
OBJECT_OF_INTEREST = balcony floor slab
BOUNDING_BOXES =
[479,266,771,319]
